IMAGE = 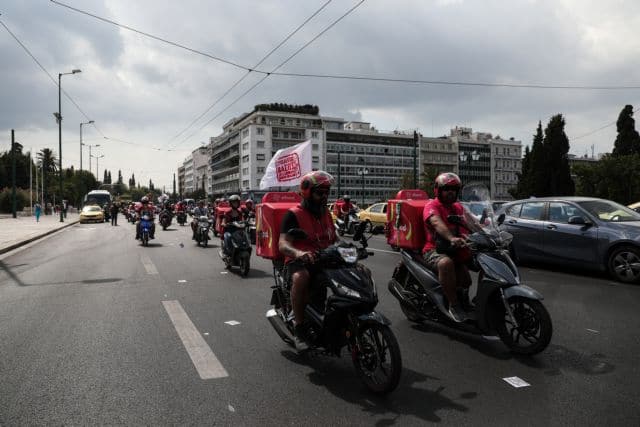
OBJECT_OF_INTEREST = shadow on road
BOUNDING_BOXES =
[515,343,615,376]
[0,261,123,287]
[282,350,476,424]
[0,261,27,287]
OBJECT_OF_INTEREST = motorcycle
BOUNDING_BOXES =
[387,183,552,355]
[336,208,360,236]
[266,223,402,394]
[195,216,213,247]
[219,221,252,276]
[139,214,153,247]
[159,210,172,230]
[176,210,187,226]
[247,214,256,245]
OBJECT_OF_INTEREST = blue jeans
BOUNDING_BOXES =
[223,231,233,255]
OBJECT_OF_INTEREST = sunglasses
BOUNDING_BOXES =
[441,186,459,192]
[313,188,330,196]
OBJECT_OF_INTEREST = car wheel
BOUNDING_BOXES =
[608,245,640,284]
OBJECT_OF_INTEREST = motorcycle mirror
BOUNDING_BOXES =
[286,228,308,240]
[497,213,505,226]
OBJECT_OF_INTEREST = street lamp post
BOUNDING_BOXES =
[57,68,81,222]
[85,143,100,176]
[80,120,94,171]
[92,154,104,180]
[357,164,369,207]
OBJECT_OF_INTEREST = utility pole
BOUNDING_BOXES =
[413,130,418,188]
[337,150,341,197]
[173,173,176,198]
[11,129,17,218]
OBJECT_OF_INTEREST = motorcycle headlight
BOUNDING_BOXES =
[331,279,361,299]
[337,247,358,263]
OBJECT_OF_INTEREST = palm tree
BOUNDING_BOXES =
[37,148,57,203]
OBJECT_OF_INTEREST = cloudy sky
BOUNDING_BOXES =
[1,0,639,190]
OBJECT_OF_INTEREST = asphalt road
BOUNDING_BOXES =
[0,220,638,426]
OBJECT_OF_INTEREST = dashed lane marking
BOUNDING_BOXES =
[162,300,229,380]
[140,254,158,275]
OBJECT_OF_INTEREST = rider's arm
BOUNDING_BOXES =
[278,211,311,260]
[428,214,464,247]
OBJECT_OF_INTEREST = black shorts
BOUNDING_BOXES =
[284,259,323,283]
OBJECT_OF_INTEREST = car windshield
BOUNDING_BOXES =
[578,200,640,222]
[83,206,102,212]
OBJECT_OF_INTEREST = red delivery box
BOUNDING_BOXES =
[214,201,230,236]
[256,192,302,260]
[386,189,430,251]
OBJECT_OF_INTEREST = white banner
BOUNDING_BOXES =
[259,140,312,189]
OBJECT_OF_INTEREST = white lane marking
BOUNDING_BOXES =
[162,300,229,380]
[503,376,530,388]
[203,332,209,336]
[220,271,228,275]
[178,280,187,283]
[224,320,241,326]
[228,405,235,413]
[586,328,599,333]
[368,247,400,255]
[140,255,158,275]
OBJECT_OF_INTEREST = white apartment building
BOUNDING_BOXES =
[183,154,194,194]
[209,104,325,196]
[491,137,522,200]
[181,146,210,196]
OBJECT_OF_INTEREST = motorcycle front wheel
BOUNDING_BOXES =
[240,255,250,277]
[497,296,552,355]
[352,324,402,394]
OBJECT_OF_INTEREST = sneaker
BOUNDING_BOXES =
[448,303,468,323]
[293,324,310,353]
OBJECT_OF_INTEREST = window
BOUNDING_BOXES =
[312,144,319,151]
[257,127,264,135]
[242,167,249,175]
[242,155,249,163]
[505,203,522,217]
[548,202,575,223]
[312,156,319,163]
[242,180,249,187]
[257,140,265,148]
[311,131,319,139]
[370,204,383,213]
[256,153,265,161]
[256,179,261,187]
[242,129,249,138]
[242,142,249,150]
[520,202,545,220]
[257,166,265,173]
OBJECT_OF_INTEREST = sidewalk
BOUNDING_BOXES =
[0,213,80,255]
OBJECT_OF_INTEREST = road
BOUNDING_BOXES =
[0,221,638,425]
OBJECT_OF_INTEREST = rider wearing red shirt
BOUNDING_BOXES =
[135,196,156,240]
[279,171,337,351]
[422,172,480,322]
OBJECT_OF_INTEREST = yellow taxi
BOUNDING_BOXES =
[79,205,105,223]
[358,202,388,230]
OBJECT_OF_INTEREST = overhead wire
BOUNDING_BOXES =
[170,0,366,149]
[166,0,333,146]
[572,106,638,141]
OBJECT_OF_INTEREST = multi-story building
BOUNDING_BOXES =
[420,135,459,180]
[449,127,521,200]
[209,104,325,196]
[192,146,209,196]
[177,165,185,197]
[183,154,194,194]
[325,122,418,205]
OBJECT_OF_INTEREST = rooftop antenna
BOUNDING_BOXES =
[591,144,595,159]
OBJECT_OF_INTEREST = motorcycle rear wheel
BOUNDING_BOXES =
[240,256,250,277]
[352,324,402,394]
[203,234,208,247]
[497,296,552,355]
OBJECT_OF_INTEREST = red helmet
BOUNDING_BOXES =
[299,171,334,200]
[434,172,461,199]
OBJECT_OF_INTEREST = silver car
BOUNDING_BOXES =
[497,197,640,283]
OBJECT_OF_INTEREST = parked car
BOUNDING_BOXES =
[358,202,388,231]
[497,197,640,283]
[628,201,640,213]
[79,205,105,224]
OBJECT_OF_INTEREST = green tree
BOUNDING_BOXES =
[612,105,640,156]
[130,173,136,188]
[117,169,123,185]
[574,154,640,204]
[544,114,574,196]
[37,148,57,203]
[530,121,548,196]
[107,171,112,184]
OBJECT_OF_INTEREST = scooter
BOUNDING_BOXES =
[195,216,213,247]
[266,223,402,394]
[336,209,360,236]
[176,210,187,226]
[159,210,172,230]
[219,221,252,276]
[247,214,256,245]
[387,184,552,355]
[139,215,153,247]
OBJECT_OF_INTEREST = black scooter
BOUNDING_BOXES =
[387,184,552,355]
[266,223,402,394]
[219,221,252,276]
[194,215,212,247]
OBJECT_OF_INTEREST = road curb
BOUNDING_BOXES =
[0,219,79,255]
